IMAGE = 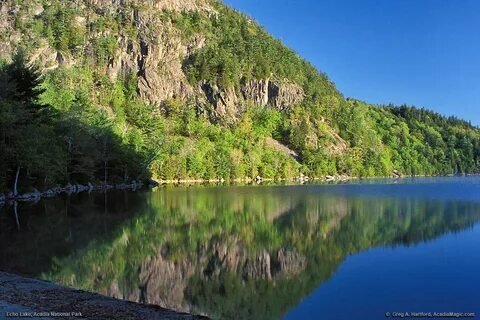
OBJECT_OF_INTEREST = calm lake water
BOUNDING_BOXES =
[1,177,479,319]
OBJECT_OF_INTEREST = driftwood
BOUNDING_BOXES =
[13,167,20,196]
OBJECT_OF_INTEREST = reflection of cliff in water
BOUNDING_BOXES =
[36,186,480,320]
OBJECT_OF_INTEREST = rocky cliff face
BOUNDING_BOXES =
[199,78,304,121]
[0,0,304,122]
[240,78,304,111]
[0,2,21,58]
[268,80,304,111]
[242,79,269,107]
[134,24,194,105]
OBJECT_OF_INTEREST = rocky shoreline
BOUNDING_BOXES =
[1,169,436,206]
[0,180,159,205]
[0,174,322,205]
[0,173,394,206]
[0,272,207,320]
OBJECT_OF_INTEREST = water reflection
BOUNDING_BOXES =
[1,180,480,319]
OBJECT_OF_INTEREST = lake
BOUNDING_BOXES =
[1,177,479,319]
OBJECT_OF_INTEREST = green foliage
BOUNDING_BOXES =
[1,0,479,192]
[0,54,64,190]
[360,101,480,175]
[92,35,118,64]
[40,3,85,52]
[0,55,150,192]
[177,5,334,98]
[147,105,300,182]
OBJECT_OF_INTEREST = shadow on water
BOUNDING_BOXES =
[1,179,480,319]
[0,190,150,276]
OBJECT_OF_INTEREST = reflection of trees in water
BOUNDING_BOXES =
[0,191,149,276]
[18,187,480,320]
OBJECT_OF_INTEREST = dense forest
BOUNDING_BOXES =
[0,0,479,193]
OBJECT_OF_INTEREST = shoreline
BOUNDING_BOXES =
[1,173,478,206]
[0,180,153,205]
[0,272,207,319]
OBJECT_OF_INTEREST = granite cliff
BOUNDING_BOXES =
[0,0,305,122]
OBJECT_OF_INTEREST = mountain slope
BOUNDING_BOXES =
[0,0,479,192]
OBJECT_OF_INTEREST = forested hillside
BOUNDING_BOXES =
[0,0,479,193]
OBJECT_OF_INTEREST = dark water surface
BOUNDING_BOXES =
[1,177,479,319]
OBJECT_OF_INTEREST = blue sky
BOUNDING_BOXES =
[223,0,480,125]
